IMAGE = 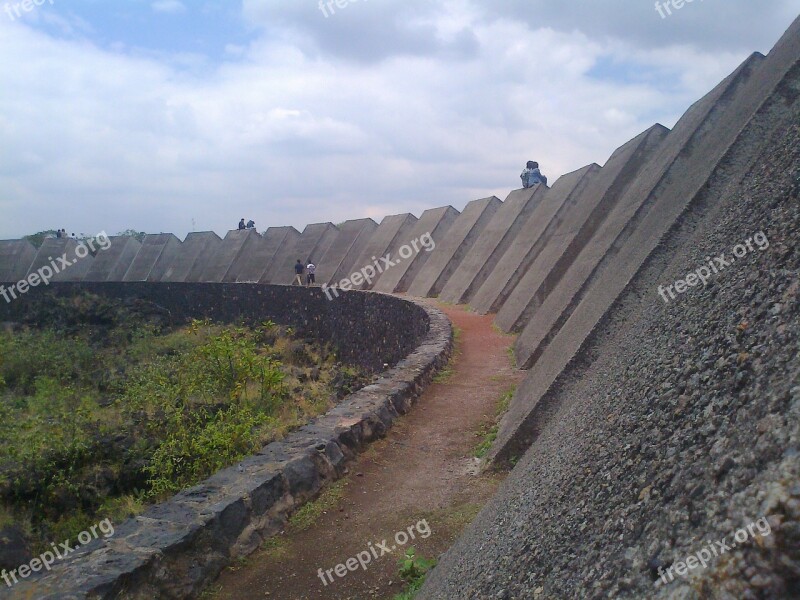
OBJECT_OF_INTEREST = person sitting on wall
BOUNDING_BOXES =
[520,161,548,188]
[238,218,246,230]
[246,219,255,230]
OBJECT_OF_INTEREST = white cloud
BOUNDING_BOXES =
[0,3,795,239]
[151,1,187,15]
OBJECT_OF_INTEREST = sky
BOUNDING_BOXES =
[0,1,798,240]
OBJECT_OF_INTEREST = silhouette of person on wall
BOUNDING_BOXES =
[521,161,547,188]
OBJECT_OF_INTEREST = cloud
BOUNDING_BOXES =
[151,1,187,15]
[0,2,795,239]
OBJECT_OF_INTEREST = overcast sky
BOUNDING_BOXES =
[1,1,798,239]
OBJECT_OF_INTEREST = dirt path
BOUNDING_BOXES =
[208,303,524,600]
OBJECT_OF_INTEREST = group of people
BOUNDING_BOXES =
[238,218,257,231]
[55,229,76,239]
[294,259,316,286]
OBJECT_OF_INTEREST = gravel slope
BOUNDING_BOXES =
[419,88,800,598]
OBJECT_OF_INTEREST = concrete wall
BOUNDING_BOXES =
[492,124,669,330]
[371,206,460,294]
[349,213,418,290]
[406,196,501,298]
[494,35,798,466]
[123,234,182,282]
[256,227,301,283]
[27,238,95,282]
[221,230,272,283]
[469,166,598,315]
[161,232,222,283]
[82,236,142,282]
[317,218,378,286]
[438,186,544,305]
[268,223,340,285]
[0,240,37,283]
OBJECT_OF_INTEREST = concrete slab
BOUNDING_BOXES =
[183,233,224,282]
[438,186,545,305]
[470,167,598,315]
[512,51,767,371]
[371,206,460,294]
[222,230,274,283]
[268,223,340,285]
[257,227,301,283]
[189,229,255,283]
[406,196,502,298]
[161,232,221,283]
[123,234,182,282]
[347,213,418,290]
[27,238,95,282]
[317,218,379,286]
[493,28,800,464]
[83,236,142,282]
[0,240,37,283]
[491,124,669,328]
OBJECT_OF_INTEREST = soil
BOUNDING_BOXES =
[207,302,524,600]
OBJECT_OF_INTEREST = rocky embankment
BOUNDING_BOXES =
[420,98,800,597]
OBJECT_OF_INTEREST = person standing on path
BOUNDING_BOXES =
[293,259,305,285]
[306,262,316,286]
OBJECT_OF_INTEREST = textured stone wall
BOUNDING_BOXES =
[0,282,430,372]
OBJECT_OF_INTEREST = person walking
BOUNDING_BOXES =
[293,259,305,285]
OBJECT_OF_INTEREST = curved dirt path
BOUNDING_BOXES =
[208,302,524,600]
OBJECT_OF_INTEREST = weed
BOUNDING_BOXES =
[393,547,436,599]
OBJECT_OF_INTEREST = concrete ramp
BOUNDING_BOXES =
[235,226,299,283]
[406,196,501,298]
[83,236,141,282]
[222,230,274,283]
[161,232,221,282]
[0,240,37,282]
[268,223,340,285]
[512,51,767,370]
[492,124,669,329]
[470,166,599,315]
[123,234,182,282]
[347,213,418,290]
[492,37,800,464]
[317,218,378,286]
[371,206,460,294]
[438,186,544,305]
[27,238,94,282]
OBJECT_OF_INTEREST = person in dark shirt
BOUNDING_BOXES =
[293,259,305,285]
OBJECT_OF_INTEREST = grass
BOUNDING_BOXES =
[473,386,515,459]
[0,293,369,551]
[432,327,462,383]
[287,478,349,532]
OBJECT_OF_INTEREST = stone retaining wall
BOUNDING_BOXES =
[0,284,452,599]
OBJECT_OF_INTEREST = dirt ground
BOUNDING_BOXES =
[207,302,524,600]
